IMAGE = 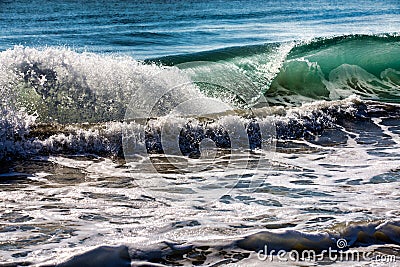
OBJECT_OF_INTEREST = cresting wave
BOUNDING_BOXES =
[1,34,400,160]
[155,34,400,105]
[0,46,201,159]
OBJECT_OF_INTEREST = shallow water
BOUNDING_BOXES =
[1,100,400,266]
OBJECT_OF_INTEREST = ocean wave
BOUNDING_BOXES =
[237,220,400,253]
[269,34,400,105]
[1,96,395,161]
[1,34,400,160]
[38,220,400,266]
[1,34,399,123]
[0,46,201,124]
[154,33,400,105]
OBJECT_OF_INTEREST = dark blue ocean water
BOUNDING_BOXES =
[1,0,399,58]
